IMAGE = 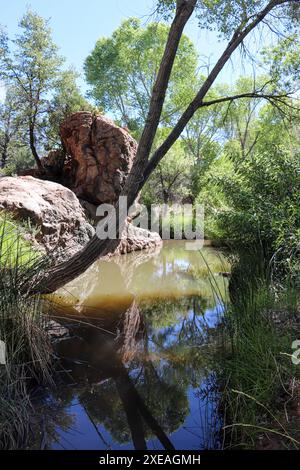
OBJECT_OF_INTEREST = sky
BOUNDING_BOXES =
[0,0,262,103]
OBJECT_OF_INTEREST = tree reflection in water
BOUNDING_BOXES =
[36,242,226,450]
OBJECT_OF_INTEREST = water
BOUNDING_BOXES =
[36,241,228,450]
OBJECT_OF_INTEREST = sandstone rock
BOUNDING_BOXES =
[0,176,94,257]
[24,113,137,207]
[18,112,162,257]
[55,112,161,255]
[113,220,162,255]
[59,112,137,205]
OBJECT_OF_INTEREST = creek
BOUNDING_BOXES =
[36,241,229,450]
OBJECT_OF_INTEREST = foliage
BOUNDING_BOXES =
[84,18,198,132]
[157,1,300,38]
[261,34,300,93]
[0,212,42,264]
[142,137,193,204]
[222,251,300,449]
[0,215,52,449]
[0,10,90,170]
[0,85,24,168]
[46,69,94,149]
[0,147,36,175]
[198,98,300,278]
[0,10,63,166]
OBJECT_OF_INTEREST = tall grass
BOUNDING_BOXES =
[0,214,53,449]
[221,249,300,449]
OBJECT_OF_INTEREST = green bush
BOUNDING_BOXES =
[198,145,300,278]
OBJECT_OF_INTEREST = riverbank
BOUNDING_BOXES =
[0,234,228,450]
[0,215,54,449]
[220,251,300,449]
[1,207,299,450]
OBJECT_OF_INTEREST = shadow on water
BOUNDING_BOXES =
[33,241,228,450]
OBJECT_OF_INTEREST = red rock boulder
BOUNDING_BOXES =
[59,112,137,205]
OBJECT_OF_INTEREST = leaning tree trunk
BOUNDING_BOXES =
[30,0,292,295]
[31,0,197,294]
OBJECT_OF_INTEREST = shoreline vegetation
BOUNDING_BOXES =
[0,214,53,449]
[0,1,299,451]
[202,121,300,449]
[0,209,299,449]
[220,252,300,449]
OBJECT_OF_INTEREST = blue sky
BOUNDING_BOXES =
[0,0,260,102]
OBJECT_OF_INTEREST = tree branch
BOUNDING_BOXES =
[123,0,197,199]
[143,0,294,181]
[198,91,292,109]
[30,0,298,295]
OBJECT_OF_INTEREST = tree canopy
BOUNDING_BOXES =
[0,10,91,170]
[85,18,198,133]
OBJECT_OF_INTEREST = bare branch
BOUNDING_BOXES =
[198,91,293,109]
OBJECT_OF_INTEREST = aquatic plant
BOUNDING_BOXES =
[221,249,300,449]
[0,214,53,449]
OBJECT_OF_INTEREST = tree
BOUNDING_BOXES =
[46,69,93,150]
[261,33,300,93]
[220,76,268,159]
[84,18,198,133]
[0,10,63,169]
[32,0,299,294]
[162,78,225,201]
[200,104,300,276]
[142,137,193,204]
[0,86,22,168]
[0,84,37,174]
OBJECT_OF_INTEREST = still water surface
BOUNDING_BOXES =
[39,241,228,450]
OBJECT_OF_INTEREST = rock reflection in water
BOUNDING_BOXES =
[40,241,227,450]
[53,240,228,313]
